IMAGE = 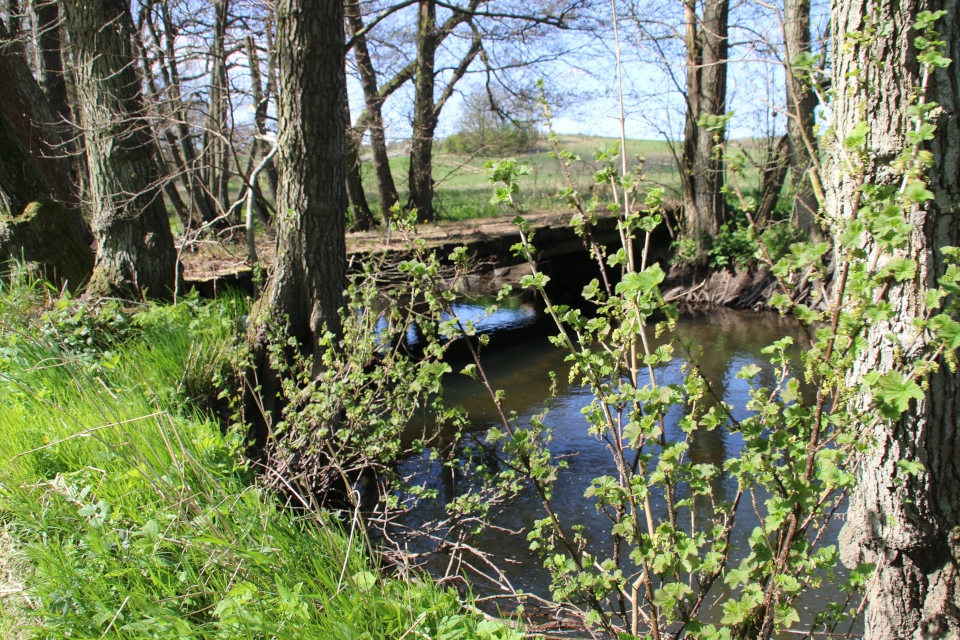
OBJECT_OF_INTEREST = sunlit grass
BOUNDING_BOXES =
[0,274,517,639]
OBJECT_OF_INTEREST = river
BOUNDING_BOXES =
[393,295,854,633]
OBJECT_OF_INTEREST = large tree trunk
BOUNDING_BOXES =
[784,0,821,241]
[0,104,93,289]
[0,19,92,245]
[347,0,398,221]
[408,0,437,224]
[62,0,178,299]
[5,0,23,53]
[33,0,71,127]
[832,2,960,639]
[252,0,346,358]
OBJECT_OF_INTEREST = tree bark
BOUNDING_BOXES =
[252,0,347,358]
[784,0,821,241]
[0,103,93,290]
[345,119,377,231]
[245,33,276,228]
[408,0,438,223]
[831,2,960,639]
[693,0,728,235]
[62,0,178,299]
[5,0,22,53]
[0,19,91,244]
[681,0,702,243]
[33,0,71,128]
[754,133,790,226]
[681,0,728,246]
[137,40,195,232]
[263,18,280,203]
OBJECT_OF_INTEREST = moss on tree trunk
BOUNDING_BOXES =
[62,0,179,299]
[0,107,93,290]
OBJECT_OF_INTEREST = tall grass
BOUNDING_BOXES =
[0,275,517,639]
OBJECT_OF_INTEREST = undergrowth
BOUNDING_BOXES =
[0,272,518,639]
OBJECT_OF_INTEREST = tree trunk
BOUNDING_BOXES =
[346,0,398,221]
[203,0,231,218]
[245,33,276,226]
[252,0,346,358]
[5,0,22,53]
[137,41,195,232]
[263,18,280,203]
[754,133,790,225]
[33,0,71,127]
[681,0,702,242]
[346,125,377,231]
[345,100,377,232]
[832,2,960,639]
[0,104,93,290]
[408,0,437,223]
[784,0,821,241]
[693,0,728,235]
[149,1,220,228]
[61,0,178,299]
[0,19,91,244]
[681,0,728,246]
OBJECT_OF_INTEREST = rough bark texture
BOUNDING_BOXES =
[5,0,22,53]
[34,0,71,127]
[694,0,728,232]
[681,0,729,245]
[408,0,438,223]
[0,104,93,289]
[256,0,347,356]
[62,0,178,299]
[831,2,960,639]
[0,20,91,243]
[681,0,701,239]
[784,0,821,240]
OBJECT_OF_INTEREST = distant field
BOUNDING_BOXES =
[362,134,682,222]
[166,135,683,230]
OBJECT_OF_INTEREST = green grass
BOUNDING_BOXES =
[360,135,683,222]
[0,274,519,639]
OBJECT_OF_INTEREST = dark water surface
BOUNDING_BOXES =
[399,300,851,630]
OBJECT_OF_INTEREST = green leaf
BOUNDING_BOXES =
[353,570,377,592]
[931,314,960,348]
[872,370,924,418]
[903,180,934,204]
[843,122,870,150]
[896,459,924,477]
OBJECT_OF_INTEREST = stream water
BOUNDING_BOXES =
[396,296,852,630]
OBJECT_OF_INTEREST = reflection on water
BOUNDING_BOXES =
[398,303,847,629]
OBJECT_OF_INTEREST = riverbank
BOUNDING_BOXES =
[0,277,520,640]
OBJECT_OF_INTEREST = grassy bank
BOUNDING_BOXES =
[0,274,518,639]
